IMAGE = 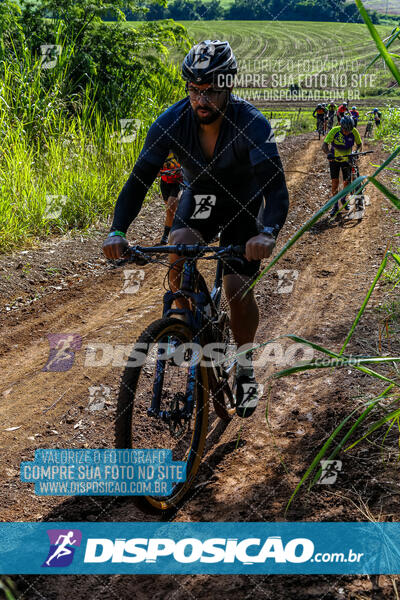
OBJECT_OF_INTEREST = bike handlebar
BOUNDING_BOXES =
[125,244,246,263]
[327,150,374,161]
[346,150,374,157]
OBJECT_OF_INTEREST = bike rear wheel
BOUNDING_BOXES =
[115,317,209,511]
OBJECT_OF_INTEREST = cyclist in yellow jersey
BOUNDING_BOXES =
[322,115,362,216]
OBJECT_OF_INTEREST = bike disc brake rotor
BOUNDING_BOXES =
[169,391,191,438]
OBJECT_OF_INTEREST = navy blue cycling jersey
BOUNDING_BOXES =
[137,95,279,192]
[111,94,289,235]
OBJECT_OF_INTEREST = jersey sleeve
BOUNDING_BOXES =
[354,128,362,145]
[135,111,175,169]
[244,111,280,166]
[324,128,336,144]
[110,109,175,234]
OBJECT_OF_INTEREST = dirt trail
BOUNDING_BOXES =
[2,132,399,599]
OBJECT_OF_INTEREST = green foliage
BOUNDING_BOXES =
[259,0,400,508]
[0,0,189,121]
[0,577,17,600]
[127,0,380,22]
[0,0,188,251]
[268,252,400,511]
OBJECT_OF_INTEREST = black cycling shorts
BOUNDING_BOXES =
[160,179,182,203]
[170,188,262,277]
[329,160,351,181]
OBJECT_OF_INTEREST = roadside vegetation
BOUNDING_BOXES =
[0,0,188,252]
[129,0,380,23]
[252,2,400,507]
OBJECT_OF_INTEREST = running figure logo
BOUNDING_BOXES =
[318,460,342,485]
[192,42,215,70]
[42,529,82,567]
[191,194,216,219]
[241,383,264,409]
[42,333,82,372]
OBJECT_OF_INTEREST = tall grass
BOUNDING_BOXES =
[0,33,184,251]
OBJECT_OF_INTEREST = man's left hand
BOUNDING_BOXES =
[245,233,275,261]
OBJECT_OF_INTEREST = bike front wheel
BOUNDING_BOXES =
[115,318,209,511]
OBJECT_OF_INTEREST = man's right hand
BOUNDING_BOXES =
[327,152,334,161]
[102,234,129,259]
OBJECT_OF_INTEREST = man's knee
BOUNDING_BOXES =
[224,274,255,306]
[170,228,202,244]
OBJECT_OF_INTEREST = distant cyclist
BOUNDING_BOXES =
[327,100,337,129]
[350,106,359,127]
[158,151,184,245]
[313,103,327,131]
[102,40,289,418]
[336,101,349,124]
[322,115,362,216]
[366,107,382,126]
[322,103,328,131]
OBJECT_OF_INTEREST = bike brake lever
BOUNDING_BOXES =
[116,247,148,266]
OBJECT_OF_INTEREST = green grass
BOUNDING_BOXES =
[177,21,398,100]
[0,577,17,600]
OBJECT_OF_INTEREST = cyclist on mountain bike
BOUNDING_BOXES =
[366,107,382,126]
[313,104,326,131]
[350,106,359,127]
[327,101,336,129]
[102,40,289,418]
[313,103,327,131]
[158,151,184,245]
[322,103,329,131]
[336,101,349,124]
[322,114,362,216]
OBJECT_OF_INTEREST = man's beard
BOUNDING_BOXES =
[193,94,229,124]
[194,105,220,124]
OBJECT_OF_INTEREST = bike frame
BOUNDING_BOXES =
[338,151,373,213]
[128,245,239,422]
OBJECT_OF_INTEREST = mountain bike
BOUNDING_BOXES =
[364,116,374,139]
[316,117,325,139]
[115,244,244,511]
[327,113,335,131]
[346,150,373,220]
[331,150,373,224]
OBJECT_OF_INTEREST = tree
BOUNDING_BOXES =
[5,0,190,119]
